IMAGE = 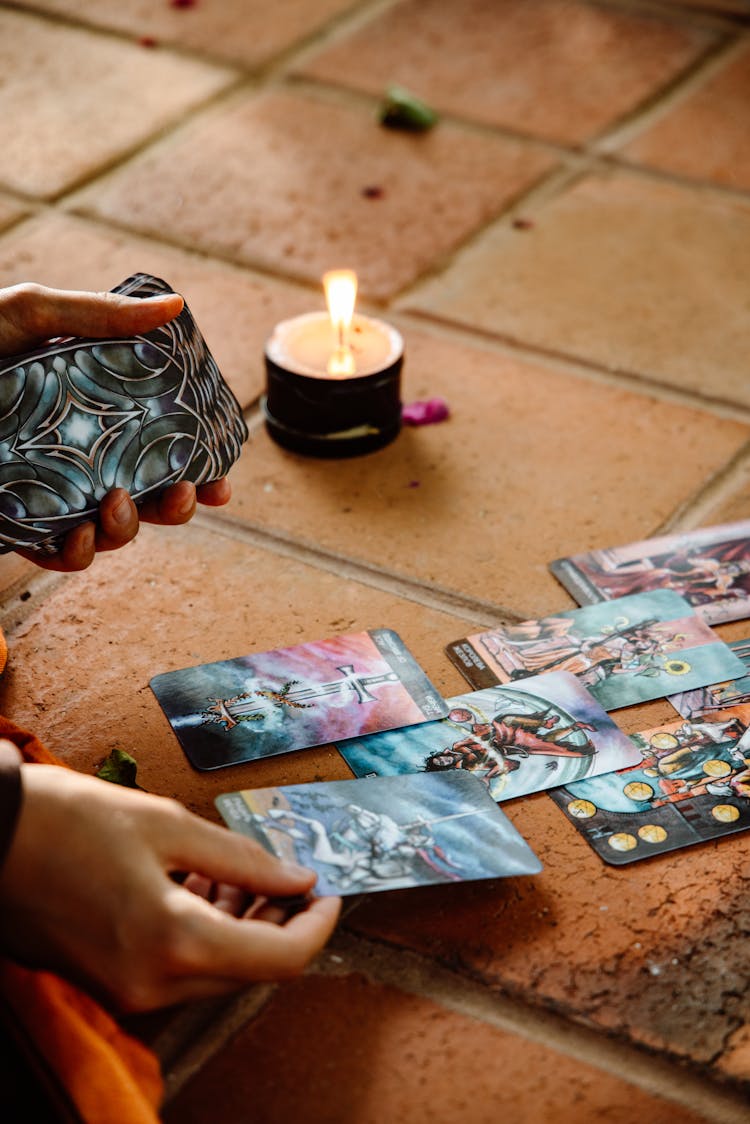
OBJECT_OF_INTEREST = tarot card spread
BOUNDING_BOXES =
[338,671,640,803]
[549,706,750,865]
[151,629,448,771]
[549,520,750,626]
[446,591,746,712]
[216,771,542,897]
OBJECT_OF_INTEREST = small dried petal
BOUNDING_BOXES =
[402,398,450,426]
[379,86,438,132]
[362,185,385,199]
[512,217,534,230]
[138,35,158,48]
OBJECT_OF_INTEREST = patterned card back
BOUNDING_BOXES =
[0,274,248,554]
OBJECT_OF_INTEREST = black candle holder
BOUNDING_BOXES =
[263,320,404,458]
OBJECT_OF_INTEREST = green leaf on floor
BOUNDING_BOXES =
[96,747,141,788]
[379,85,438,132]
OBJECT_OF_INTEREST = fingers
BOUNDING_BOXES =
[183,874,250,918]
[196,479,231,507]
[162,809,317,900]
[138,480,196,526]
[16,478,230,570]
[138,478,231,525]
[164,893,342,999]
[95,488,139,552]
[17,521,97,572]
[0,283,184,356]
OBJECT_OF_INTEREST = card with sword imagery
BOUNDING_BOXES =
[150,629,449,771]
[216,771,542,897]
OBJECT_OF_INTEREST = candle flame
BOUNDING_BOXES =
[323,269,357,375]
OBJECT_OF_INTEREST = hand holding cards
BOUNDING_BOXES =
[0,273,247,555]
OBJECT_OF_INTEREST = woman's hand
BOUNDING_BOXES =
[0,759,341,1011]
[0,283,232,570]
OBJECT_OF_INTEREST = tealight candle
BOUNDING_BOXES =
[263,270,404,457]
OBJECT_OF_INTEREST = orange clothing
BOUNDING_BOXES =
[0,632,163,1124]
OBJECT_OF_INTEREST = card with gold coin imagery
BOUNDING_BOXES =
[548,706,750,864]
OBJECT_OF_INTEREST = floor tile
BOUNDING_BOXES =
[0,521,472,819]
[0,8,233,199]
[17,0,358,69]
[657,0,750,14]
[221,325,749,617]
[0,196,27,234]
[348,788,750,1078]
[0,212,316,407]
[73,88,555,300]
[0,555,42,610]
[407,169,750,407]
[298,0,712,145]
[620,43,750,192]
[163,973,709,1124]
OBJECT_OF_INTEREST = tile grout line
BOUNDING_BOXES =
[593,0,750,29]
[651,438,750,535]
[399,306,750,425]
[315,930,750,1123]
[158,984,278,1102]
[190,508,530,627]
[590,28,743,153]
[157,925,750,1121]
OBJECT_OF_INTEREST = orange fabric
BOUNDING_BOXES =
[0,714,164,1123]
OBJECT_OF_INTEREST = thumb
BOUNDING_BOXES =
[4,283,183,352]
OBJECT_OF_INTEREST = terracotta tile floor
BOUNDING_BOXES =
[1,1,749,1121]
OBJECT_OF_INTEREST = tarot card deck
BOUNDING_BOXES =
[0,273,247,555]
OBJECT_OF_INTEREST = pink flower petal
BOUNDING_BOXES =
[402,398,450,426]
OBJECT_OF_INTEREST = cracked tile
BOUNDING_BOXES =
[163,973,712,1124]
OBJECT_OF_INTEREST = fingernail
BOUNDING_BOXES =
[176,485,196,516]
[282,861,313,879]
[112,493,133,526]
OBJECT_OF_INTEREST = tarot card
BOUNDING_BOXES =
[669,637,750,719]
[151,629,448,771]
[549,706,750,864]
[550,520,750,625]
[216,771,542,896]
[445,591,746,712]
[337,671,640,803]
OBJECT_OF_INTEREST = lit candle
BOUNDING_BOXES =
[263,270,404,457]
